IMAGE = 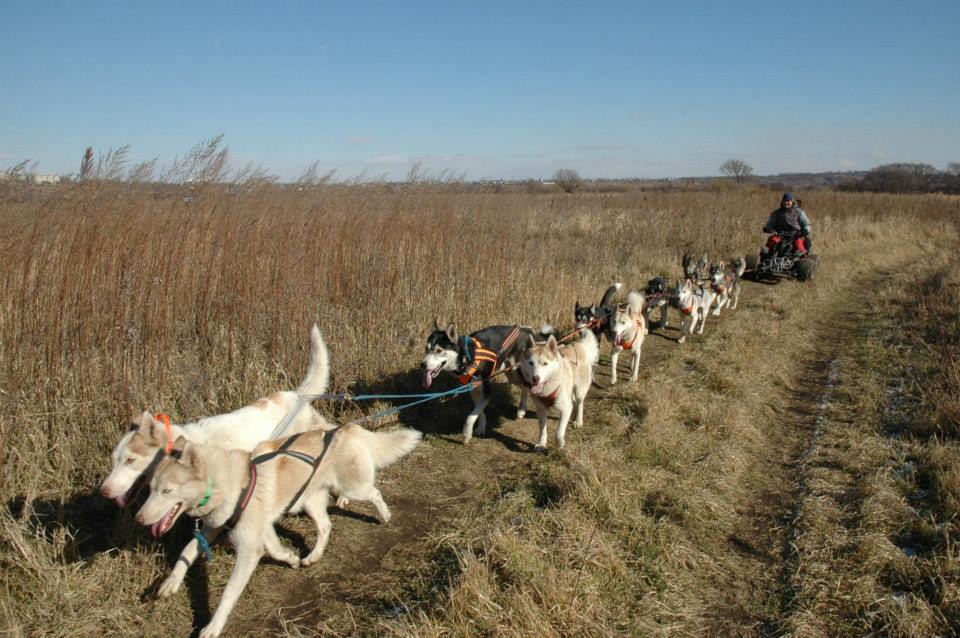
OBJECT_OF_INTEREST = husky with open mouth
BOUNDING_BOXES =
[671,279,717,344]
[519,330,599,451]
[609,291,646,384]
[709,256,747,316]
[420,320,554,443]
[137,424,421,638]
[100,324,333,510]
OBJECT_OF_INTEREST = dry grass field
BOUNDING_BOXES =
[1,175,958,637]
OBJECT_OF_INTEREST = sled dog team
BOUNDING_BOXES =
[101,253,745,637]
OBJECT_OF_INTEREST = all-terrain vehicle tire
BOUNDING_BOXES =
[796,257,816,282]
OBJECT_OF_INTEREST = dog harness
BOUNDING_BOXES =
[191,431,335,561]
[712,274,734,295]
[533,387,560,408]
[456,325,522,385]
[617,319,644,350]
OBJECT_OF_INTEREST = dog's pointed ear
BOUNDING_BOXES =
[446,323,457,341]
[522,333,535,352]
[135,410,156,435]
[179,439,204,472]
[546,335,559,354]
[170,435,188,459]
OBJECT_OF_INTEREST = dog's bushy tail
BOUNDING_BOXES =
[580,330,600,369]
[297,324,330,396]
[732,256,747,278]
[626,290,645,315]
[357,427,423,469]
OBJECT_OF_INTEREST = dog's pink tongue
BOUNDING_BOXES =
[151,519,164,538]
[532,381,545,395]
[614,334,623,347]
[422,368,434,389]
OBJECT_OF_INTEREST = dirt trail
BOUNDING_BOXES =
[194,264,896,637]
[217,284,796,636]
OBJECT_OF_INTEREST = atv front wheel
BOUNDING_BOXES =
[796,257,816,282]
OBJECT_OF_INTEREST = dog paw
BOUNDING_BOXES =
[157,574,183,599]
[379,511,392,524]
[534,444,548,454]
[199,621,225,638]
[302,552,324,567]
[335,496,349,509]
[677,337,686,344]
[516,409,526,419]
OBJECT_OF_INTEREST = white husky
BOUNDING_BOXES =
[137,424,421,638]
[672,279,716,344]
[519,331,599,451]
[609,291,646,385]
[100,324,333,508]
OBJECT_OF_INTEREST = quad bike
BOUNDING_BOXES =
[744,230,819,282]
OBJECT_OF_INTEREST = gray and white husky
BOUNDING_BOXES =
[137,425,421,638]
[671,279,717,344]
[609,291,646,384]
[709,257,747,316]
[519,330,599,451]
[420,320,554,443]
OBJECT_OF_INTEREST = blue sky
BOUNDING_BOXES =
[1,1,958,180]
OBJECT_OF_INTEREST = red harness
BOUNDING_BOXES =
[533,387,560,407]
[618,319,644,350]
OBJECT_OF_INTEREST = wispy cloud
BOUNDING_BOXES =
[363,154,407,164]
[347,136,375,145]
[570,144,629,152]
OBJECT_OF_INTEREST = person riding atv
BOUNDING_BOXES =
[747,192,819,281]
[761,192,812,259]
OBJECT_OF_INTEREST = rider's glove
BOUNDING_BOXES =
[762,226,771,233]
[801,228,810,237]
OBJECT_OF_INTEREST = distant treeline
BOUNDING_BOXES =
[837,163,960,194]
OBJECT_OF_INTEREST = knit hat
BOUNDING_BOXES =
[782,192,794,203]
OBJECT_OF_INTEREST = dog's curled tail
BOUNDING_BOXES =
[580,329,601,369]
[297,324,331,397]
[600,282,623,308]
[359,427,423,469]
[732,256,747,278]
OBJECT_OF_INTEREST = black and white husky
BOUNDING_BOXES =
[420,320,554,443]
[574,282,622,341]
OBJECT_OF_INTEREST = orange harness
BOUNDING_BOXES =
[156,412,175,454]
[712,274,733,295]
[457,337,499,385]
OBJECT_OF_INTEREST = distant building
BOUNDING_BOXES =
[30,174,61,185]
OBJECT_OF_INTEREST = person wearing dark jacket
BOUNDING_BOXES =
[761,192,812,259]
